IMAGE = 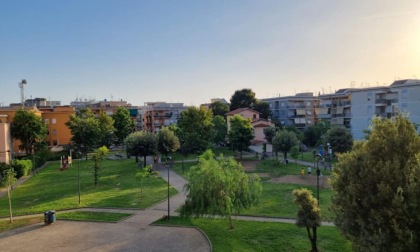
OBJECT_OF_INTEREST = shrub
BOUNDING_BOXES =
[12,160,33,178]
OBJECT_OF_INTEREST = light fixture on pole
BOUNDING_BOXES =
[166,156,173,220]
[77,151,81,204]
[315,153,322,206]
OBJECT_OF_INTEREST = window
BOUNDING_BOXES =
[402,103,408,112]
[52,118,56,124]
[44,119,49,124]
[367,92,372,101]
[367,105,373,114]
[402,89,408,99]
[306,101,311,107]
[53,129,57,135]
[281,102,285,107]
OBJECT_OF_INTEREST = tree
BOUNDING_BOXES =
[263,126,277,144]
[303,125,322,147]
[229,88,257,111]
[112,107,134,146]
[330,115,420,251]
[97,112,115,148]
[11,109,48,155]
[158,127,180,159]
[136,165,158,198]
[92,146,109,186]
[252,101,271,119]
[228,115,254,159]
[66,108,101,160]
[212,115,227,146]
[125,131,158,166]
[177,106,214,154]
[272,130,299,160]
[324,126,353,153]
[290,145,300,168]
[1,167,17,223]
[180,150,262,229]
[293,188,322,252]
[209,101,229,118]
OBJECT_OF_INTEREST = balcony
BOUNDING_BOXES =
[375,99,387,106]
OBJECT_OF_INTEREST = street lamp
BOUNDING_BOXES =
[180,139,185,173]
[166,156,173,220]
[315,153,322,206]
[327,143,332,170]
[77,151,81,204]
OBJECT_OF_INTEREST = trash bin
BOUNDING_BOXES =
[44,210,56,225]
[49,210,56,224]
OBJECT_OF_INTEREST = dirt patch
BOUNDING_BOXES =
[257,173,270,178]
[269,175,331,189]
[238,160,258,172]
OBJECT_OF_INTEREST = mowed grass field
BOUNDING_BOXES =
[0,158,176,217]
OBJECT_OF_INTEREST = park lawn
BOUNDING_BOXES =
[0,158,177,217]
[256,160,332,176]
[171,146,235,162]
[57,211,132,222]
[155,217,351,252]
[0,217,43,232]
[241,182,334,221]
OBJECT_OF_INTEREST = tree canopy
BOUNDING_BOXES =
[228,115,254,159]
[158,127,180,158]
[229,88,257,111]
[263,126,277,144]
[209,101,230,117]
[177,106,214,154]
[97,112,115,148]
[125,131,158,165]
[112,107,134,146]
[252,101,271,119]
[11,109,48,155]
[324,126,353,153]
[212,115,227,146]
[180,150,262,229]
[330,115,420,251]
[272,130,299,160]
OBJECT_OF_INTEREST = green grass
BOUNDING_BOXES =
[241,182,334,220]
[256,159,332,176]
[171,146,235,162]
[57,211,132,222]
[0,217,44,232]
[0,158,177,217]
[155,217,351,252]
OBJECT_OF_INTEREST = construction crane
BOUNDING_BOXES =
[19,79,27,108]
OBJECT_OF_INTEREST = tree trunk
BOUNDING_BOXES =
[228,214,234,229]
[8,186,13,223]
[305,226,318,252]
[143,155,147,167]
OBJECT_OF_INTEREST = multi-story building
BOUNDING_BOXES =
[263,79,420,140]
[140,102,188,132]
[39,106,75,146]
[0,116,12,164]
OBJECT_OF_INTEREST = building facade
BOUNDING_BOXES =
[140,102,188,132]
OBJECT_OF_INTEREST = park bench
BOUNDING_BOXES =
[115,153,123,159]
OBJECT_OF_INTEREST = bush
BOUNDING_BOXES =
[0,163,10,178]
[12,160,33,178]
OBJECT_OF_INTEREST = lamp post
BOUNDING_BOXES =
[166,156,173,220]
[180,139,185,173]
[327,143,332,170]
[77,152,81,205]
[32,145,36,176]
[315,153,322,206]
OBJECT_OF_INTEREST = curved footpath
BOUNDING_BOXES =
[0,160,334,252]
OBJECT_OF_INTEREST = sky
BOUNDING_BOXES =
[1,0,419,107]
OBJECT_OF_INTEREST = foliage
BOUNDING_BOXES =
[263,126,277,144]
[229,88,258,111]
[290,145,300,168]
[155,217,352,252]
[228,115,254,159]
[177,106,214,154]
[212,115,227,145]
[92,146,109,186]
[180,150,262,229]
[272,130,299,160]
[65,108,101,159]
[0,158,177,217]
[10,109,48,155]
[285,125,304,141]
[97,112,115,148]
[252,101,271,119]
[125,131,158,165]
[158,127,180,158]
[1,168,17,223]
[293,188,322,252]
[330,115,420,252]
[303,121,331,147]
[209,101,230,117]
[11,159,32,178]
[136,165,159,197]
[112,107,135,146]
[324,126,353,153]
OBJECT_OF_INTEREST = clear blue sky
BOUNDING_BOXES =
[1,0,419,106]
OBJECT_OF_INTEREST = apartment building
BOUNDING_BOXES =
[39,106,75,146]
[140,102,188,132]
[0,116,12,164]
[262,79,420,140]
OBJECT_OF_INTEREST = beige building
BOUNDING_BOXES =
[0,116,12,164]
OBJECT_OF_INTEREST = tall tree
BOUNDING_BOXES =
[112,107,134,146]
[263,126,277,144]
[97,112,115,148]
[212,115,227,146]
[324,126,353,153]
[158,127,180,159]
[330,115,420,251]
[11,109,48,155]
[229,88,257,111]
[92,146,109,187]
[293,188,322,252]
[228,115,254,159]
[1,168,17,223]
[180,150,262,229]
[177,106,214,154]
[125,131,158,166]
[252,101,271,119]
[65,108,101,160]
[272,130,299,160]
[209,101,230,117]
